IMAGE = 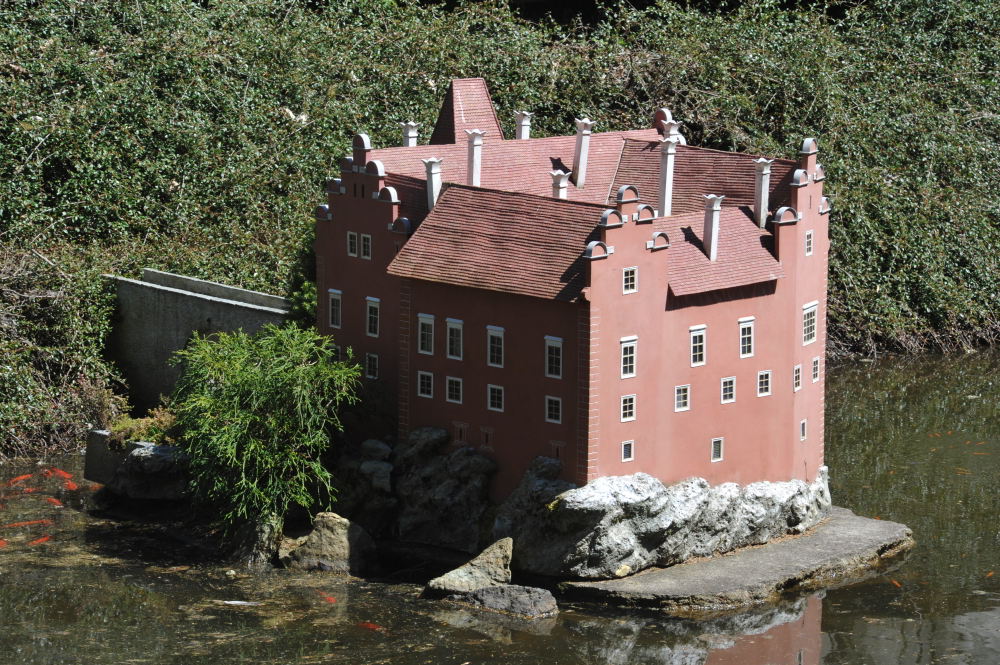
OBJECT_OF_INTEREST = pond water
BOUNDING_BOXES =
[2,353,1000,664]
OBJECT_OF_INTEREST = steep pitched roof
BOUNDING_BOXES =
[387,185,606,302]
[429,79,506,145]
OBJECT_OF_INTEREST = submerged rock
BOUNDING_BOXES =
[451,585,558,619]
[426,537,513,596]
[286,512,375,574]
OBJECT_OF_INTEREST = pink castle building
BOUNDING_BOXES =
[314,78,830,500]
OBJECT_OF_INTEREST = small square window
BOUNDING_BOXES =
[621,395,636,422]
[446,377,463,404]
[447,320,464,360]
[800,419,808,441]
[794,365,802,391]
[347,232,358,257]
[418,315,434,355]
[812,357,821,382]
[803,304,818,345]
[757,371,771,396]
[674,385,690,412]
[621,339,637,378]
[365,353,379,379]
[805,230,814,257]
[623,267,638,294]
[361,234,372,259]
[488,384,504,412]
[545,337,563,379]
[721,377,735,404]
[488,327,504,368]
[453,421,468,443]
[366,299,380,337]
[417,371,433,398]
[711,437,723,462]
[739,320,754,358]
[328,289,342,329]
[480,426,495,451]
[690,328,706,366]
[545,396,562,424]
[622,440,635,462]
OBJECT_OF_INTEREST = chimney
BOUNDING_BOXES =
[400,121,420,147]
[571,118,595,188]
[515,111,533,140]
[422,158,443,210]
[702,195,724,261]
[658,136,680,217]
[550,170,571,199]
[753,158,773,228]
[466,129,485,187]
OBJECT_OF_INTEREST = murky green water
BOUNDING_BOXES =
[2,353,1000,664]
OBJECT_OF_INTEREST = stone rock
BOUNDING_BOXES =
[392,428,497,553]
[426,537,513,595]
[451,585,558,619]
[359,460,393,493]
[496,466,832,579]
[287,512,376,574]
[361,438,392,461]
[230,515,283,567]
[277,535,309,568]
[104,442,190,500]
[331,442,398,538]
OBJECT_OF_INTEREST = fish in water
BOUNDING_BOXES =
[20,487,41,494]
[41,468,72,479]
[357,622,388,634]
[315,590,337,603]
[45,498,62,506]
[0,540,6,548]
[28,535,50,546]
[63,480,78,491]
[1,519,53,529]
[5,474,32,487]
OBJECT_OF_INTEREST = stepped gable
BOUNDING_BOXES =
[384,172,430,226]
[609,140,798,213]
[387,185,606,302]
[429,78,506,145]
[655,206,785,297]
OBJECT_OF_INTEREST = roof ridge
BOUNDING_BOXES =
[437,182,612,211]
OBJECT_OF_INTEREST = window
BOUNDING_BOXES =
[446,377,463,404]
[487,327,504,367]
[621,337,637,378]
[721,377,735,404]
[366,298,380,337]
[805,230,814,256]
[800,419,808,441]
[480,426,495,451]
[447,319,464,360]
[347,231,358,257]
[365,353,379,379]
[546,396,562,424]
[418,315,434,355]
[545,336,563,379]
[739,318,754,358]
[757,370,771,396]
[417,371,433,398]
[622,440,635,462]
[488,384,504,412]
[328,289,342,329]
[794,365,802,391]
[623,267,638,294]
[453,421,468,443]
[675,385,690,412]
[690,326,706,366]
[621,395,636,422]
[803,302,818,345]
[812,357,821,382]
[361,234,372,259]
[711,438,723,462]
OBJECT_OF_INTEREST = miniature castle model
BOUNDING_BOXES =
[314,78,830,499]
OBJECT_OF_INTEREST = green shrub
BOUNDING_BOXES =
[168,324,360,532]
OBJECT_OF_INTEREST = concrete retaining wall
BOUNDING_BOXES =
[105,270,289,412]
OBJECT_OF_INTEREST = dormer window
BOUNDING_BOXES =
[623,267,638,294]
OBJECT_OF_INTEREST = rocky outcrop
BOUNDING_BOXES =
[330,438,399,537]
[495,459,832,579]
[426,538,512,596]
[451,585,558,619]
[104,441,190,500]
[392,428,497,553]
[286,512,376,574]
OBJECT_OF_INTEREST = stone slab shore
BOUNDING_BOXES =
[561,507,914,615]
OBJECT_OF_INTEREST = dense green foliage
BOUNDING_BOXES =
[169,324,359,529]
[2,0,999,451]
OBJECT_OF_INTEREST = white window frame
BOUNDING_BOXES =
[327,289,342,329]
[545,336,563,379]
[757,370,772,396]
[622,440,635,462]
[803,302,818,346]
[620,336,637,379]
[800,419,808,441]
[347,231,358,257]
[416,371,433,398]
[621,394,636,422]
[812,357,821,383]
[805,230,814,257]
[361,233,372,260]
[545,396,562,424]
[690,325,706,367]
[366,297,380,338]
[721,376,735,404]
[487,326,504,368]
[417,314,435,355]
[622,267,638,294]
[446,376,463,404]
[739,317,754,358]
[794,365,802,392]
[446,319,464,360]
[364,353,379,379]
[711,437,724,462]
[674,385,690,412]
[487,384,504,412]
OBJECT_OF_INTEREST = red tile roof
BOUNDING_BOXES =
[429,79,506,145]
[384,173,430,226]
